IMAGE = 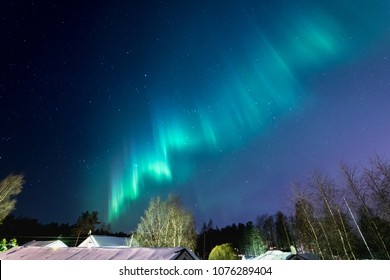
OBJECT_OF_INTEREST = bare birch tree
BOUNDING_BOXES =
[292,187,325,259]
[0,174,24,224]
[341,161,390,259]
[135,194,196,250]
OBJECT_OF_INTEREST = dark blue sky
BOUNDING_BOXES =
[1,0,390,232]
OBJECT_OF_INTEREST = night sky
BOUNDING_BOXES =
[1,0,390,232]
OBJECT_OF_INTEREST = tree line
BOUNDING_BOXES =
[290,156,390,259]
[196,156,390,259]
[1,155,390,259]
[0,174,125,247]
[0,212,127,247]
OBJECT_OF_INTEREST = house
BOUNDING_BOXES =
[245,250,292,260]
[78,235,139,248]
[22,240,68,248]
[244,249,321,260]
[0,245,199,260]
[286,252,321,260]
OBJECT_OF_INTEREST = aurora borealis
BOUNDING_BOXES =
[1,0,390,231]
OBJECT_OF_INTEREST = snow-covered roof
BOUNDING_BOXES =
[251,250,292,260]
[0,246,198,260]
[244,250,321,260]
[22,240,68,248]
[78,235,138,248]
[287,252,321,260]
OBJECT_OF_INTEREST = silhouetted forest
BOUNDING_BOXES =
[2,156,390,259]
[197,156,390,260]
[0,214,128,247]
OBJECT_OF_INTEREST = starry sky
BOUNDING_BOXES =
[1,0,390,232]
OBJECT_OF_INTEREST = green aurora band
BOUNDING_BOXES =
[108,1,388,222]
